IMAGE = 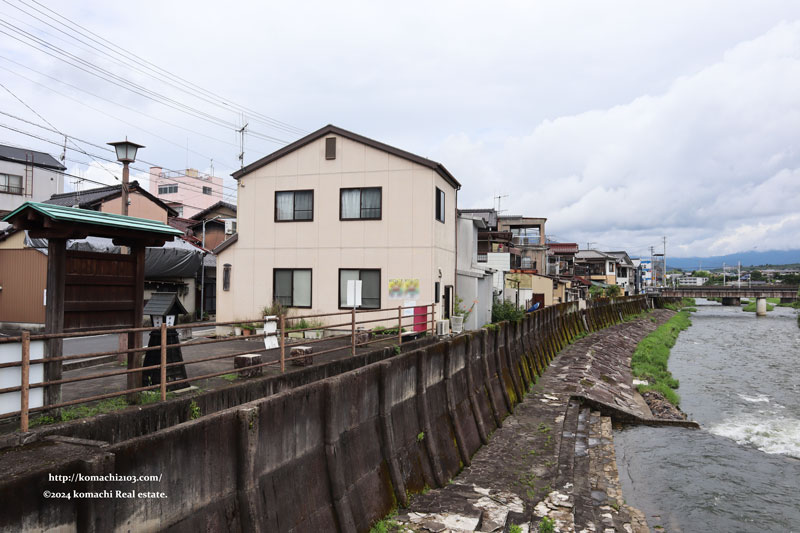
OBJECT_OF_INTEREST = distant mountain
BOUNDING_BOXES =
[666,250,800,270]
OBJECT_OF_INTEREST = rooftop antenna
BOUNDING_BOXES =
[494,194,508,213]
[238,115,248,170]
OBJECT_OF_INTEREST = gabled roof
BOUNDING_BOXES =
[575,250,618,261]
[45,181,178,217]
[232,124,461,190]
[143,292,187,316]
[0,143,66,171]
[605,251,634,266]
[189,201,237,221]
[2,202,184,239]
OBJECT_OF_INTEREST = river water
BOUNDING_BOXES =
[615,300,800,533]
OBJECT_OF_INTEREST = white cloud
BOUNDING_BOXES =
[441,21,800,257]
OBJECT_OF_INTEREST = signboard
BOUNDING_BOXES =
[0,340,44,416]
[388,278,420,299]
[346,279,362,307]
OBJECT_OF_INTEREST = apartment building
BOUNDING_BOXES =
[149,167,224,218]
[215,125,460,327]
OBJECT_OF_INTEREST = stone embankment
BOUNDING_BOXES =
[0,297,677,532]
[391,309,689,533]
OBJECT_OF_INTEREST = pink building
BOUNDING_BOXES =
[149,166,224,218]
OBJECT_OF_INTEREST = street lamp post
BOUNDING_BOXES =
[108,138,144,216]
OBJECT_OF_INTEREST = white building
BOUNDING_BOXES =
[457,213,494,330]
[0,144,65,228]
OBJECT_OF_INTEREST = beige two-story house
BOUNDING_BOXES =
[215,125,461,328]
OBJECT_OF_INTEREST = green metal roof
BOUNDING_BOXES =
[2,201,184,236]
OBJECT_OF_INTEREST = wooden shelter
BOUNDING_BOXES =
[2,202,184,406]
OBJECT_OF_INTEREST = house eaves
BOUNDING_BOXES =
[0,144,66,171]
[45,181,179,217]
[232,124,461,190]
[213,232,237,255]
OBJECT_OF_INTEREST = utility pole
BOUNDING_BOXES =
[738,261,741,288]
[238,121,248,170]
[650,246,655,286]
[60,135,67,163]
[663,236,667,284]
[723,262,726,286]
[587,242,595,250]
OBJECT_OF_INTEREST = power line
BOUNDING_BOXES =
[21,0,307,137]
[0,58,240,168]
[0,13,298,145]
[0,121,240,199]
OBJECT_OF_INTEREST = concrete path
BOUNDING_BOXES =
[390,310,678,533]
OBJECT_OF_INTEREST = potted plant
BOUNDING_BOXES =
[451,296,476,334]
[233,323,243,336]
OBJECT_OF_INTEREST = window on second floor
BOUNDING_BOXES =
[340,187,381,220]
[202,186,212,195]
[435,187,445,223]
[275,190,313,221]
[0,173,23,195]
[158,184,178,194]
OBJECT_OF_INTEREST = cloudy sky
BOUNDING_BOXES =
[1,1,799,258]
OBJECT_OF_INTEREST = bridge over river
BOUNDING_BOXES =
[658,285,798,315]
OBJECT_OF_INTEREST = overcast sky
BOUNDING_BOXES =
[1,1,799,258]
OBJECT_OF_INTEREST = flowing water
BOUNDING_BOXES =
[615,300,800,533]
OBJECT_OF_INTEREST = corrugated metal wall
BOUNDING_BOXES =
[0,249,47,324]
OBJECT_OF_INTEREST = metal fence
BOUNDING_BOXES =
[0,304,435,432]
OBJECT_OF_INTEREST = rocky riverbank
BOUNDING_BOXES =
[383,309,690,533]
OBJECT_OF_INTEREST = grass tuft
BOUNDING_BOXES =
[631,311,691,406]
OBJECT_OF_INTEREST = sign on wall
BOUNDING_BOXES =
[388,278,420,299]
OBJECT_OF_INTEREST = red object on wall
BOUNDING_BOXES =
[414,306,428,332]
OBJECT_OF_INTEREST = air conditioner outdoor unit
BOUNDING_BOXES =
[436,320,450,336]
[224,219,234,234]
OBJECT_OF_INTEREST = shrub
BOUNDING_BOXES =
[491,299,524,323]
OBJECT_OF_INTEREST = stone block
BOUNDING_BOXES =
[234,353,263,378]
[290,346,313,367]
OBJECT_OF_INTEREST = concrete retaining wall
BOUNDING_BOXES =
[1,297,672,532]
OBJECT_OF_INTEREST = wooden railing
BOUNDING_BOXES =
[0,304,435,432]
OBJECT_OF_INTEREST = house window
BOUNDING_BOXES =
[174,206,183,217]
[158,184,178,194]
[340,187,381,220]
[202,186,212,195]
[339,269,380,309]
[223,264,231,291]
[0,173,23,195]
[273,269,312,308]
[275,190,313,221]
[325,137,336,160]
[435,187,445,223]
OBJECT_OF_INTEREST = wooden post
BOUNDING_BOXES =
[44,238,66,409]
[279,315,285,373]
[160,322,167,401]
[20,330,30,433]
[351,308,356,356]
[127,244,146,400]
[397,306,402,347]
